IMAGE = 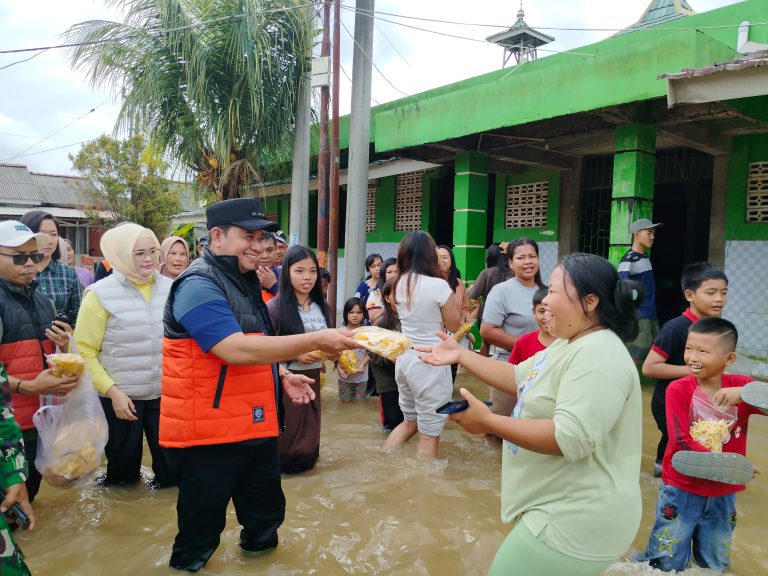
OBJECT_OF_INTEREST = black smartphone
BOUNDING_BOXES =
[54,311,72,326]
[436,400,492,415]
[0,488,30,530]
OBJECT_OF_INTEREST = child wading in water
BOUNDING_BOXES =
[336,297,369,402]
[636,317,765,572]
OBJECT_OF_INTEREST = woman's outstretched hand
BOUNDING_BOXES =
[449,387,493,435]
[416,332,463,366]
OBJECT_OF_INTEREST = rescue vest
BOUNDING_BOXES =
[0,280,56,429]
[160,250,280,448]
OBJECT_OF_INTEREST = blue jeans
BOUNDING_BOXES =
[636,482,736,572]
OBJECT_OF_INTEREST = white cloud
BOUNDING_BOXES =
[0,0,741,174]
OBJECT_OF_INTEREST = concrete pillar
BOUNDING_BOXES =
[558,158,582,260]
[453,151,489,282]
[608,124,656,265]
[708,154,729,268]
[343,0,375,300]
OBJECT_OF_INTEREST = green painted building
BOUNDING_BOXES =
[265,0,768,358]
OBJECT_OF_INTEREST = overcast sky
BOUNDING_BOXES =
[0,0,738,176]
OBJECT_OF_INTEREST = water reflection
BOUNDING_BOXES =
[17,372,768,575]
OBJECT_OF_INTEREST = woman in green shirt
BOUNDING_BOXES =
[420,253,643,576]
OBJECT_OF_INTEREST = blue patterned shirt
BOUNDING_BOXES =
[36,260,83,324]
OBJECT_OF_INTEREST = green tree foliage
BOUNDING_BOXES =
[64,0,314,200]
[70,134,182,238]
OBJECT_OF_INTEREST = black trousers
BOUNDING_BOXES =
[651,382,669,463]
[99,396,174,486]
[379,390,404,431]
[166,439,285,572]
[21,429,42,502]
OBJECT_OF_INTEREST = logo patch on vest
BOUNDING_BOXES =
[252,406,265,423]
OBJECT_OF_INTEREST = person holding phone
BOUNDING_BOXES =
[419,253,642,576]
[0,220,80,503]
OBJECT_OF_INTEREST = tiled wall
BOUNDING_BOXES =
[724,240,768,358]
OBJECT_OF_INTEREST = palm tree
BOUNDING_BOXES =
[65,0,315,199]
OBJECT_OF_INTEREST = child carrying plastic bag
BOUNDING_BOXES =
[689,387,738,452]
[33,343,108,487]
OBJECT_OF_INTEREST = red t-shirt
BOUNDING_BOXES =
[507,330,547,365]
[663,374,762,497]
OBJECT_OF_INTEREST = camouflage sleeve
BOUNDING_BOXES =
[0,366,27,490]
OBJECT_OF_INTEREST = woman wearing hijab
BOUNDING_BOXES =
[73,223,174,488]
[158,236,190,280]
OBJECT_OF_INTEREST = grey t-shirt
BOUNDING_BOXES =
[267,299,328,370]
[482,278,539,360]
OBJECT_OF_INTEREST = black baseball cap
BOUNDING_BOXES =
[206,198,279,232]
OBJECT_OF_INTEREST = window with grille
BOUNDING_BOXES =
[395,171,425,231]
[747,162,768,223]
[366,180,376,232]
[505,181,548,229]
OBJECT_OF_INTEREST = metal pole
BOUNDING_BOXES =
[289,73,311,246]
[317,0,331,268]
[328,0,341,325]
[343,0,374,302]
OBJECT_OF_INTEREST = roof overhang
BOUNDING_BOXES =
[663,58,768,107]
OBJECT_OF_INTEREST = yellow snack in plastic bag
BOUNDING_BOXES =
[454,322,475,342]
[351,326,412,361]
[48,353,85,378]
[338,350,358,373]
[690,419,731,452]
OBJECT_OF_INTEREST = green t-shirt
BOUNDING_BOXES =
[502,329,642,562]
[0,365,27,490]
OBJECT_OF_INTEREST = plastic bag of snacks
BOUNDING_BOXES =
[34,347,108,487]
[351,326,412,361]
[688,387,738,453]
[337,350,358,374]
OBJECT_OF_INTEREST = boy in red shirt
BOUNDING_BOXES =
[637,318,762,572]
[507,286,554,365]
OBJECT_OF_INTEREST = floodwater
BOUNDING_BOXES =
[17,371,768,576]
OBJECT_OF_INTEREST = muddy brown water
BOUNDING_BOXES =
[17,371,768,576]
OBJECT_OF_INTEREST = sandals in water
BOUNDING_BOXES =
[741,381,768,413]
[672,451,754,485]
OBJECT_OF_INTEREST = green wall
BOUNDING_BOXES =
[493,167,560,243]
[366,175,404,243]
[727,134,768,241]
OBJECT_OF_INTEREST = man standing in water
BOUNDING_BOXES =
[618,218,663,365]
[160,198,357,572]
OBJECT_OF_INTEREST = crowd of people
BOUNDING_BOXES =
[0,205,765,575]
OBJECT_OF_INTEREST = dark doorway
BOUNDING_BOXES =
[578,155,614,257]
[651,149,713,326]
[433,174,455,248]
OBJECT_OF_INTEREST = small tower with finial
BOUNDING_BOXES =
[486,2,555,67]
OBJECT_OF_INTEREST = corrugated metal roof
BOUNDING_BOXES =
[660,57,768,79]
[621,0,695,34]
[0,206,102,219]
[30,173,96,208]
[0,163,45,204]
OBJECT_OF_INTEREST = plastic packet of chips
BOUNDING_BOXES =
[338,350,358,373]
[47,353,86,378]
[351,326,412,361]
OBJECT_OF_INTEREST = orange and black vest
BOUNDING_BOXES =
[160,250,281,448]
[0,280,56,430]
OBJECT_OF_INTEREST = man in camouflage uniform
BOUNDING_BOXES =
[0,364,34,575]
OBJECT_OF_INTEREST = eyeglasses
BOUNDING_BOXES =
[0,252,44,265]
[133,248,160,260]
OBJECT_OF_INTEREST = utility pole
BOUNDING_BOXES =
[343,0,375,301]
[316,0,331,268]
[290,14,312,246]
[328,0,342,324]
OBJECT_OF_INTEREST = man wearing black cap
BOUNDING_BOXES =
[160,198,357,572]
[618,218,663,365]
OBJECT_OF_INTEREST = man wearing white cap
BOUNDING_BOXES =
[0,220,81,502]
[618,218,663,365]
